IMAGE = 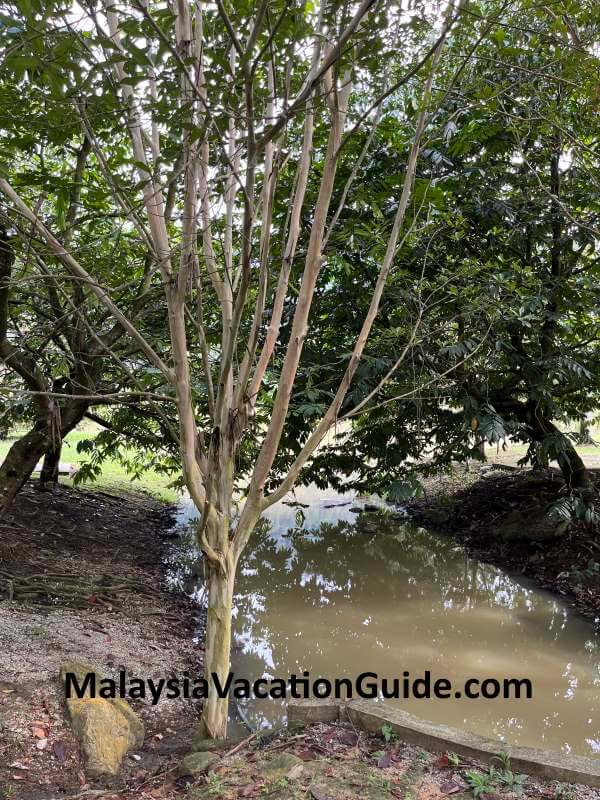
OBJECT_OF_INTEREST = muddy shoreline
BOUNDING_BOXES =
[406,464,600,620]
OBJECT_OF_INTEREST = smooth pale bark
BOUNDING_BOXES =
[196,463,261,738]
[197,545,236,738]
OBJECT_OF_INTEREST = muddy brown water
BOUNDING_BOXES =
[170,486,600,758]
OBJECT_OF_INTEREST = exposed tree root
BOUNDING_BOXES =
[0,570,160,607]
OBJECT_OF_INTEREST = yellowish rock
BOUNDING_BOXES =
[59,660,144,776]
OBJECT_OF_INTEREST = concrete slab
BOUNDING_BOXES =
[288,699,600,788]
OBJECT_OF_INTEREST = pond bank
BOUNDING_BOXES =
[0,482,598,800]
[406,464,600,619]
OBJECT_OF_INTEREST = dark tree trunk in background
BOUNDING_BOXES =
[533,416,593,497]
[522,404,592,496]
[474,434,486,459]
[0,399,90,510]
[39,441,62,491]
[476,391,593,498]
[0,427,50,511]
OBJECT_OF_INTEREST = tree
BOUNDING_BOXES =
[304,1,600,505]
[0,0,496,736]
[0,117,175,504]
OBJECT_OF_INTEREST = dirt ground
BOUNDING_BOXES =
[0,481,598,800]
[406,464,600,619]
[0,483,202,799]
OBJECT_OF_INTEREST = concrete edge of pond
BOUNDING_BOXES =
[287,699,600,788]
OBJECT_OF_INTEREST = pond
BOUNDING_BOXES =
[168,485,600,758]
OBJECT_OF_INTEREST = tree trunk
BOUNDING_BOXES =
[0,427,50,511]
[528,412,593,497]
[0,396,89,510]
[555,441,593,497]
[474,434,486,460]
[38,440,62,491]
[197,558,236,739]
[483,392,593,498]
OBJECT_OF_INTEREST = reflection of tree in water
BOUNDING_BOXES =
[231,514,600,753]
[233,515,568,676]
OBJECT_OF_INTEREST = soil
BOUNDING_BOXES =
[173,722,600,800]
[405,463,600,619]
[0,483,202,799]
[0,480,598,800]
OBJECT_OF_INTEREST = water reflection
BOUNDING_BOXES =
[170,486,600,757]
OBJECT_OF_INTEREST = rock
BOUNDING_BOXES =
[420,507,452,527]
[59,660,144,776]
[357,514,381,533]
[178,751,219,777]
[109,695,145,746]
[497,507,569,542]
[258,752,304,780]
[67,700,140,776]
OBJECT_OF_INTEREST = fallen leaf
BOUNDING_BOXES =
[31,725,48,739]
[9,761,29,770]
[77,770,86,786]
[53,740,68,762]
[12,774,26,781]
[377,751,392,769]
[434,753,450,769]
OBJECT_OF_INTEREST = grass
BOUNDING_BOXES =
[488,442,600,457]
[0,427,181,503]
[484,423,600,463]
[3,419,599,506]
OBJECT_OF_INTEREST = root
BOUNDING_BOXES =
[0,570,159,608]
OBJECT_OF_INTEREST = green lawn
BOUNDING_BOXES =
[484,423,600,463]
[0,428,181,503]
